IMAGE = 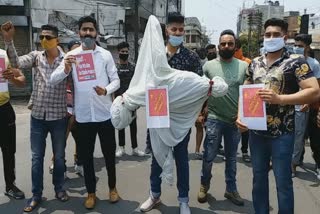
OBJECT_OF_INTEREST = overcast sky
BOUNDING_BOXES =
[185,0,320,45]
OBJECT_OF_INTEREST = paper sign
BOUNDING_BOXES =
[146,86,170,128]
[0,56,8,92]
[74,51,96,82]
[239,84,267,130]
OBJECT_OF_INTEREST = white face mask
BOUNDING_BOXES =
[263,37,285,53]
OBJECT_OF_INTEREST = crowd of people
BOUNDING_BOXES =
[1,11,320,214]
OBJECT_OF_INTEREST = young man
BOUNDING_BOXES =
[140,12,202,214]
[51,15,120,209]
[0,48,25,200]
[197,30,247,206]
[291,34,320,179]
[3,22,69,212]
[236,18,320,214]
[233,38,252,163]
[206,44,217,61]
[115,41,145,157]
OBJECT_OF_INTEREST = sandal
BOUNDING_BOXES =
[55,191,69,202]
[24,197,41,212]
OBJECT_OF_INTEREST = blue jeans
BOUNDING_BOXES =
[30,116,67,198]
[201,118,240,192]
[150,130,190,203]
[292,111,309,165]
[249,131,294,214]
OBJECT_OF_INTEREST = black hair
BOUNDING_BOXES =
[308,48,315,58]
[205,44,216,50]
[295,34,312,46]
[167,12,185,24]
[264,18,288,33]
[117,41,129,51]
[67,40,81,50]
[196,47,207,59]
[78,15,97,30]
[220,29,236,40]
[41,24,58,37]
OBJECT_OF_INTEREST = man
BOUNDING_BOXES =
[233,38,252,163]
[115,41,145,157]
[2,22,69,212]
[206,44,217,61]
[51,16,120,209]
[291,34,320,179]
[236,18,319,214]
[197,30,247,206]
[0,47,25,200]
[196,47,207,66]
[140,12,202,214]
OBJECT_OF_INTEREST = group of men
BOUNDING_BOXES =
[1,11,320,214]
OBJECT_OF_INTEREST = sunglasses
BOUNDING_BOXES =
[39,35,57,40]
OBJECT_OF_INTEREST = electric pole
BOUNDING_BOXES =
[134,0,140,62]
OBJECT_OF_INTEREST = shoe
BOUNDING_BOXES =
[179,202,191,214]
[242,153,251,163]
[132,148,145,156]
[292,164,297,178]
[316,168,320,180]
[5,185,25,200]
[84,193,96,209]
[116,146,125,157]
[197,184,209,203]
[224,191,244,206]
[140,196,161,212]
[109,188,120,203]
[49,163,54,174]
[195,152,202,160]
[75,164,84,176]
[218,148,225,156]
[144,147,152,154]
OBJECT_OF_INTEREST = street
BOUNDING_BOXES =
[0,101,320,214]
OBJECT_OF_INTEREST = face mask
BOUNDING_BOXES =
[293,47,305,55]
[40,38,58,50]
[81,36,96,49]
[263,37,285,53]
[219,49,235,60]
[119,53,129,61]
[168,35,184,47]
[207,52,217,60]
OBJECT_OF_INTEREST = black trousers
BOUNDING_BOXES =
[118,118,137,148]
[0,102,16,190]
[76,119,116,193]
[241,131,249,154]
[308,109,320,168]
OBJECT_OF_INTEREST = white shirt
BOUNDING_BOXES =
[51,45,120,123]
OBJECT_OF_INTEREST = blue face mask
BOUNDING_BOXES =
[168,35,184,47]
[293,47,305,55]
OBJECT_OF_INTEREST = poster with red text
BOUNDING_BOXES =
[0,56,8,92]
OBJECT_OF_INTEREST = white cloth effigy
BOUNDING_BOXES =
[110,15,228,185]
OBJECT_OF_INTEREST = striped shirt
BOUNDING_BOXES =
[6,41,67,121]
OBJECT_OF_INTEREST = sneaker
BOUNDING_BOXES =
[242,153,251,163]
[116,146,125,157]
[224,191,244,206]
[49,163,54,174]
[197,184,209,203]
[195,152,202,160]
[179,202,191,214]
[140,196,161,212]
[75,164,84,176]
[144,147,152,154]
[292,164,297,178]
[316,168,320,180]
[132,148,145,157]
[5,185,25,200]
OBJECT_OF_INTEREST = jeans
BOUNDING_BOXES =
[292,111,309,165]
[146,129,152,151]
[31,116,67,198]
[0,102,16,190]
[308,109,320,168]
[250,131,294,214]
[150,130,191,203]
[201,118,240,193]
[241,131,249,154]
[76,119,116,193]
[118,118,137,148]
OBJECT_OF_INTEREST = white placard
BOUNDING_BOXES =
[0,55,8,92]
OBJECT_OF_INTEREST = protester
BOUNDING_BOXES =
[206,44,217,61]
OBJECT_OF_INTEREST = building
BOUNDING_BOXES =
[309,13,320,50]
[283,11,300,43]
[184,17,202,50]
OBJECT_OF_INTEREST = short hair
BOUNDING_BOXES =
[67,40,81,50]
[41,24,58,37]
[78,15,97,30]
[308,48,315,58]
[117,42,129,51]
[264,18,288,33]
[206,44,216,50]
[295,34,312,46]
[167,12,185,24]
[219,29,236,41]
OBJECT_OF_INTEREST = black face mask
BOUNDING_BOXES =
[119,53,129,61]
[218,49,235,60]
[207,52,217,60]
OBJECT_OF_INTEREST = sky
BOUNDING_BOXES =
[185,0,320,45]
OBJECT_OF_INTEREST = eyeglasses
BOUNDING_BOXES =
[39,35,57,40]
